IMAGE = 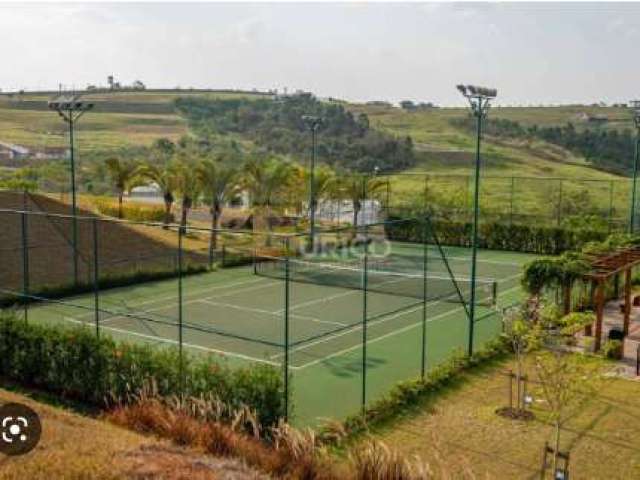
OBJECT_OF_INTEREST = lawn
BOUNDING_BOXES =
[369,355,640,479]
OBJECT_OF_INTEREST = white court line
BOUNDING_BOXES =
[198,299,346,328]
[79,278,279,321]
[61,316,282,367]
[289,282,522,369]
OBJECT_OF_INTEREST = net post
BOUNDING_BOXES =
[93,218,100,338]
[421,217,428,380]
[178,227,184,396]
[361,224,369,416]
[21,212,29,323]
[283,255,290,422]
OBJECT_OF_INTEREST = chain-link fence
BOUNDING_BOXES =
[0,206,518,426]
[384,173,633,232]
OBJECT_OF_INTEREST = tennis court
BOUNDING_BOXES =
[25,242,537,424]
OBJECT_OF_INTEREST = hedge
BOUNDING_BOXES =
[386,217,608,255]
[0,312,285,428]
[341,338,509,434]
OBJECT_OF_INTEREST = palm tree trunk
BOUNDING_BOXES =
[180,197,191,235]
[552,422,561,476]
[563,281,571,315]
[163,193,173,229]
[352,202,360,240]
[118,192,124,219]
[208,199,220,266]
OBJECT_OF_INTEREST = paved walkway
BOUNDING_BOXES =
[599,296,640,377]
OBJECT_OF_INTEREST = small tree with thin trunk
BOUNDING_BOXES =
[196,156,240,263]
[501,306,544,418]
[136,162,177,228]
[105,157,142,218]
[338,173,387,239]
[172,160,201,235]
[533,351,601,477]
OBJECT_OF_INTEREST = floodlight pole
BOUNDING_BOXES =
[456,85,496,356]
[49,97,93,286]
[303,115,322,252]
[628,101,640,233]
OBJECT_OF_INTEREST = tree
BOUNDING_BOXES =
[136,162,177,228]
[197,156,240,261]
[533,352,601,475]
[172,159,201,234]
[338,174,387,236]
[243,156,294,243]
[502,307,544,416]
[104,157,141,218]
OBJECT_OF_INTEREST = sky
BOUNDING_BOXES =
[1,2,639,106]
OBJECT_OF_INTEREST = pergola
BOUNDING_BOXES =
[584,245,640,351]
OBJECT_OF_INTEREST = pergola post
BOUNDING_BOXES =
[594,279,605,352]
[624,268,631,336]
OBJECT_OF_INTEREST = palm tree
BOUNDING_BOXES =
[172,160,201,234]
[197,156,240,263]
[243,156,294,244]
[105,157,141,218]
[136,162,177,228]
[338,173,387,236]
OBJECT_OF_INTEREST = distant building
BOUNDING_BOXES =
[0,141,30,160]
[575,112,608,125]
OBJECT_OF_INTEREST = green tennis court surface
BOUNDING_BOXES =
[26,243,538,424]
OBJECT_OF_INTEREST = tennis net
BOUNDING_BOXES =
[255,257,497,306]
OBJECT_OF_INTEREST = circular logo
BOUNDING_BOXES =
[0,403,42,456]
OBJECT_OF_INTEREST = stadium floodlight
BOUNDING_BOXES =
[48,95,94,285]
[302,115,323,252]
[629,100,640,233]
[456,83,497,356]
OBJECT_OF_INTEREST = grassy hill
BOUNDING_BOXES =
[0,89,266,152]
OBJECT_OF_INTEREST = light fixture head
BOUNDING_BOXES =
[457,84,497,99]
[48,94,94,112]
[302,115,323,130]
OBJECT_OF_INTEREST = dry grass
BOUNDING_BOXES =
[104,383,460,479]
[370,355,640,479]
[0,388,266,480]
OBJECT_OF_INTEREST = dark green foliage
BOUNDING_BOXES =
[385,216,608,255]
[452,116,637,175]
[174,94,415,173]
[0,312,285,428]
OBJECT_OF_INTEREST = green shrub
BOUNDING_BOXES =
[386,215,608,255]
[0,312,285,428]
[340,338,508,435]
[601,339,623,359]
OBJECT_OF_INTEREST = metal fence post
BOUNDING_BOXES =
[608,181,615,233]
[21,212,29,323]
[93,219,100,338]
[421,218,428,379]
[361,225,369,415]
[557,179,563,226]
[284,257,290,421]
[178,228,184,394]
[509,176,515,227]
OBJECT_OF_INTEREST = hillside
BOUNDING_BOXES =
[0,89,266,152]
[0,191,209,304]
[0,387,263,479]
[349,103,631,180]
